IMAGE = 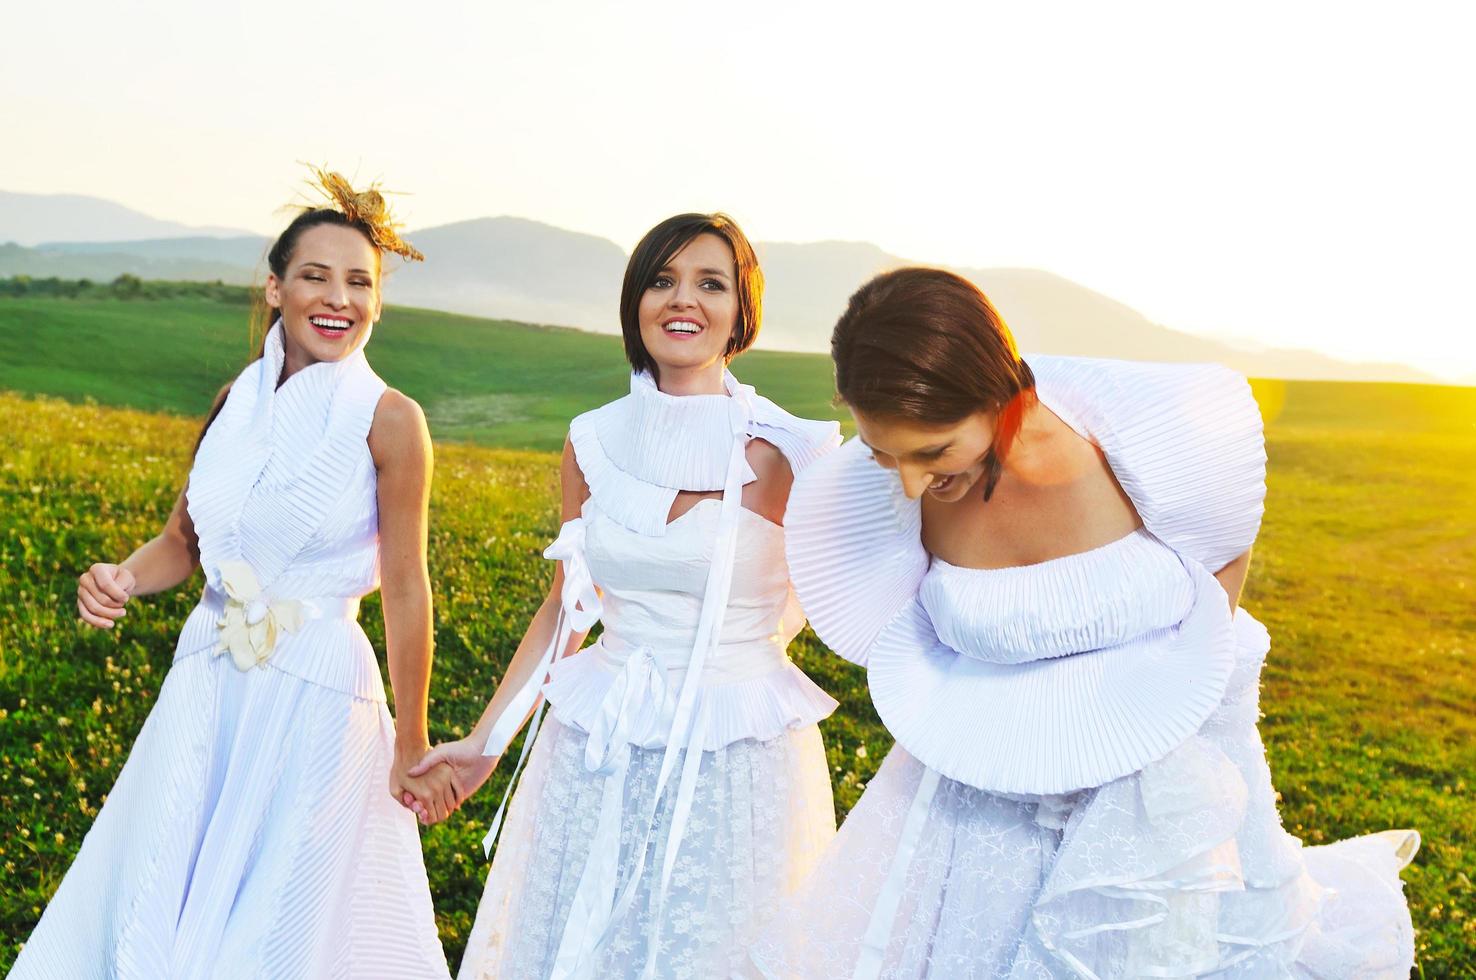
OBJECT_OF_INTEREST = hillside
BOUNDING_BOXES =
[0,190,250,246]
[0,193,1438,382]
[2,292,1472,455]
[0,293,841,450]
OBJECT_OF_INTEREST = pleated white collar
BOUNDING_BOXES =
[188,319,385,588]
[595,370,757,491]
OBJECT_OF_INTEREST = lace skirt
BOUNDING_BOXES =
[746,740,1418,980]
[458,716,835,979]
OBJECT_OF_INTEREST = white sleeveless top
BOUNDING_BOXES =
[176,321,388,701]
[786,354,1269,794]
[473,371,842,972]
[541,498,836,753]
[542,370,841,752]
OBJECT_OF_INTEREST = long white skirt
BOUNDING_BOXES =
[748,725,1418,980]
[747,745,1418,979]
[748,612,1421,979]
[12,650,450,980]
[458,717,835,980]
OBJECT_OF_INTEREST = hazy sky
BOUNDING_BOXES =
[3,0,1472,380]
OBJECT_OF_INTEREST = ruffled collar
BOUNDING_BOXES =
[188,318,386,593]
[595,370,757,491]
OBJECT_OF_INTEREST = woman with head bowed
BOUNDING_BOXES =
[412,213,842,978]
[746,267,1420,978]
[13,172,454,979]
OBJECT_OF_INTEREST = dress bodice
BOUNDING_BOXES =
[584,498,805,666]
[230,368,382,602]
[920,528,1194,665]
[532,371,842,754]
[177,323,388,701]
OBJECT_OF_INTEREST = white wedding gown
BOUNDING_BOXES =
[13,324,449,980]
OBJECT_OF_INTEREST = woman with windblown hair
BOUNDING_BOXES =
[13,172,454,979]
[747,268,1420,978]
[410,213,841,978]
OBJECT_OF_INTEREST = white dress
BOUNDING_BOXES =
[748,356,1419,979]
[12,324,450,980]
[457,371,841,980]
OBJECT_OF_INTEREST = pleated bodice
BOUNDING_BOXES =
[921,527,1195,665]
[180,324,388,701]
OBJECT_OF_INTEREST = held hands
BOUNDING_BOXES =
[391,744,459,826]
[400,738,502,826]
[78,563,137,629]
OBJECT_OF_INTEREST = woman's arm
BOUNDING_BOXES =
[368,389,457,824]
[75,383,232,628]
[1215,548,1253,611]
[408,438,592,811]
[76,489,202,627]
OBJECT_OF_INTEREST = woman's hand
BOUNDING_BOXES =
[405,738,501,822]
[391,741,460,826]
[77,563,137,629]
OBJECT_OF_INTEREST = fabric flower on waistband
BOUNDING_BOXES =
[215,560,305,670]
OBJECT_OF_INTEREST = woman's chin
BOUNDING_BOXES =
[650,348,726,377]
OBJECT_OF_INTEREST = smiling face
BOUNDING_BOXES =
[635,233,739,383]
[263,223,382,369]
[854,407,1000,501]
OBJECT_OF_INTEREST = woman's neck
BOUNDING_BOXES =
[655,361,727,396]
[1001,399,1083,485]
[278,344,317,388]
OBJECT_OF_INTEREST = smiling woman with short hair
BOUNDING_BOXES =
[411,212,844,979]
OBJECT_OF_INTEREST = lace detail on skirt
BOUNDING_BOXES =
[746,742,1415,979]
[459,717,834,979]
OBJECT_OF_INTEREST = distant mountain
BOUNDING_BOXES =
[39,235,270,267]
[759,250,1433,384]
[0,242,258,285]
[0,190,1440,384]
[385,217,625,332]
[0,191,252,246]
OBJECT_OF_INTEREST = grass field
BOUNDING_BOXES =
[1,292,1474,973]
[0,293,842,449]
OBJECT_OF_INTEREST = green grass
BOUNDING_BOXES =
[1,294,1473,973]
[0,294,845,449]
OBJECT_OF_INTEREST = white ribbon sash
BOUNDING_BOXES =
[853,765,942,980]
[549,396,752,980]
[582,649,666,774]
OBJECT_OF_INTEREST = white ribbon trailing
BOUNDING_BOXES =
[550,393,753,980]
[582,649,666,775]
[480,518,603,857]
[853,766,942,980]
[214,560,305,671]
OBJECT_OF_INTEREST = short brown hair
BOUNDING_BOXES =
[619,213,763,379]
[832,267,1036,500]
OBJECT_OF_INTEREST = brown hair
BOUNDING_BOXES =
[203,171,420,457]
[832,267,1036,500]
[252,168,423,353]
[619,213,763,380]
